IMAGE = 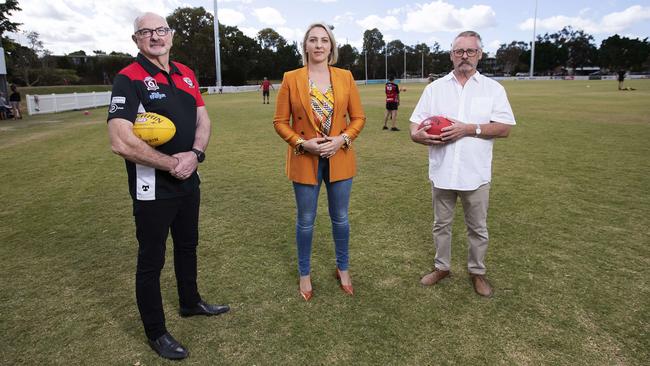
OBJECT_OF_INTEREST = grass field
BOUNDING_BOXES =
[1,79,649,365]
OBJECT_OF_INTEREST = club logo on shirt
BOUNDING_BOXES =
[141,185,150,192]
[144,76,159,91]
[183,77,195,88]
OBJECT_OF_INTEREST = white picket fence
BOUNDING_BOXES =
[26,91,112,116]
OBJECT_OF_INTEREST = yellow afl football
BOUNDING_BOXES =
[132,112,176,147]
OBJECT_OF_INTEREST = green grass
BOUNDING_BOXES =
[1,79,649,365]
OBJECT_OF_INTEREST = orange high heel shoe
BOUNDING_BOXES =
[299,288,313,301]
[299,276,313,301]
[335,269,354,295]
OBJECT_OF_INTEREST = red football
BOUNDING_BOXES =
[419,116,453,135]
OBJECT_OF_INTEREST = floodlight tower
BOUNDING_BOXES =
[213,0,222,87]
[529,0,538,77]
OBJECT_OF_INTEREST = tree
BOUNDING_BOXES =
[408,44,429,78]
[25,31,43,55]
[0,0,21,39]
[430,42,452,74]
[599,35,650,72]
[167,7,217,86]
[558,27,598,70]
[257,28,286,50]
[254,28,299,80]
[336,44,359,76]
[362,28,385,79]
[386,39,405,78]
[219,24,261,85]
[5,42,38,85]
[496,41,528,74]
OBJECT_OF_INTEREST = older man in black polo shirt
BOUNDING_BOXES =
[107,12,229,360]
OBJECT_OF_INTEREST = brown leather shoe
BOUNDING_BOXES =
[420,268,450,286]
[470,274,493,297]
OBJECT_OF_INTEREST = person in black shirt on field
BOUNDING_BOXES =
[9,84,21,119]
[107,12,229,360]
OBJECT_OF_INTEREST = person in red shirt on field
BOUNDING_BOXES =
[383,76,400,131]
[260,76,274,104]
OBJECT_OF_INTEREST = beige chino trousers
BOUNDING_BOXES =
[431,182,490,275]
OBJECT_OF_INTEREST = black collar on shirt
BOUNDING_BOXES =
[136,53,182,76]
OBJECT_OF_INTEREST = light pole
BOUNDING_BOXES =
[213,0,222,87]
[364,51,368,84]
[404,45,406,79]
[385,45,388,82]
[529,0,538,78]
[421,46,424,79]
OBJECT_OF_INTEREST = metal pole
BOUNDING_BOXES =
[421,47,424,78]
[385,45,388,82]
[213,0,222,87]
[529,0,537,77]
[404,48,406,79]
[364,51,368,84]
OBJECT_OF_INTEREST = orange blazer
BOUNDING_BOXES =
[273,66,366,185]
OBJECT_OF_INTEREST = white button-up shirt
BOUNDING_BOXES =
[410,71,516,191]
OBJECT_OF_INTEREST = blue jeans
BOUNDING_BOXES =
[293,158,352,276]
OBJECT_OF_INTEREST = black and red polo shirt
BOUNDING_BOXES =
[107,53,205,201]
[385,82,399,103]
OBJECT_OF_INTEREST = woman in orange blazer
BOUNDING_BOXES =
[273,22,366,301]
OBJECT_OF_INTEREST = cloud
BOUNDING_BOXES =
[601,5,650,32]
[276,27,304,44]
[486,39,502,54]
[519,5,650,34]
[252,7,286,26]
[402,1,497,33]
[238,26,259,39]
[333,11,354,27]
[9,0,178,55]
[356,15,400,31]
[218,8,245,26]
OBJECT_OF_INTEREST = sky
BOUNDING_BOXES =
[7,0,650,57]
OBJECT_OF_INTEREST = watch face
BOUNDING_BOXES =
[193,149,205,162]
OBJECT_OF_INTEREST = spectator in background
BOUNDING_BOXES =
[260,76,274,104]
[0,92,12,119]
[9,84,21,119]
[383,76,400,131]
[618,70,626,90]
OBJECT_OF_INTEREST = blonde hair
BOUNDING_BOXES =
[301,22,338,65]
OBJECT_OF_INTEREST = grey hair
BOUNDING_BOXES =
[452,30,483,49]
[301,22,338,65]
[133,12,168,33]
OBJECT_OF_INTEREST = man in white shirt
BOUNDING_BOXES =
[409,31,516,297]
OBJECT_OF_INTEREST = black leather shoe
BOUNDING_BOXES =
[179,300,230,317]
[148,332,188,360]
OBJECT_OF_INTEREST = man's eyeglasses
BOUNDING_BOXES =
[452,48,479,57]
[135,27,173,38]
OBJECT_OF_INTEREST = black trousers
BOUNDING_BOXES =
[132,189,202,340]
